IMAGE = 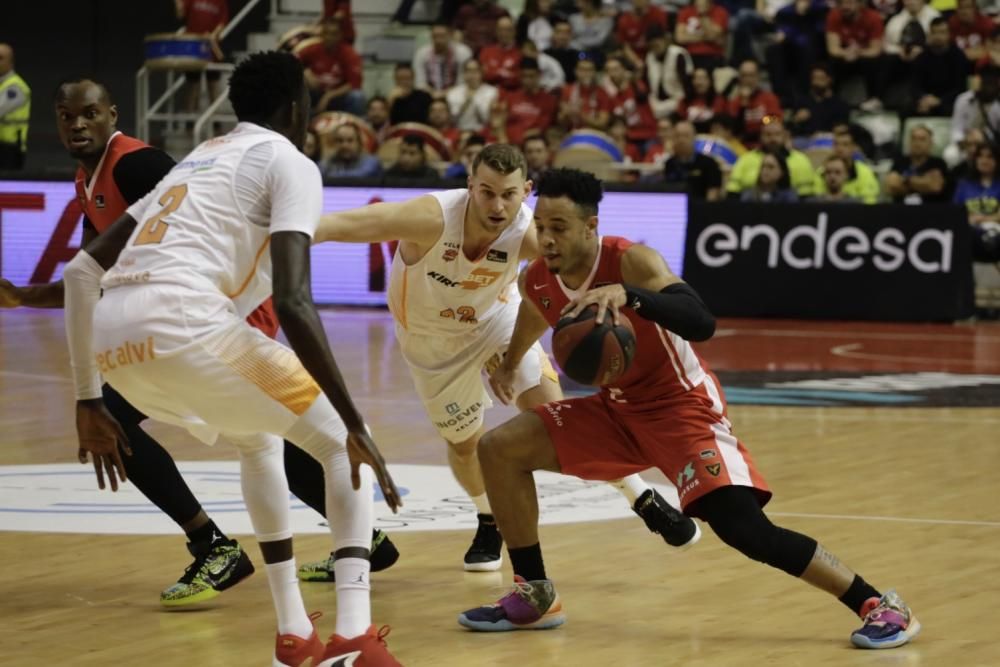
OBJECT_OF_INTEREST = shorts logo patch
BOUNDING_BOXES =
[675,462,695,487]
[705,463,721,477]
[699,449,717,459]
[445,402,460,415]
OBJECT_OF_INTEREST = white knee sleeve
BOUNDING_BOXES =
[285,396,374,552]
[230,432,291,544]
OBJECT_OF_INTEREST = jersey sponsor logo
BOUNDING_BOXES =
[442,248,458,262]
[95,194,105,209]
[0,462,682,534]
[540,296,551,310]
[175,157,217,172]
[95,336,156,374]
[460,268,502,290]
[694,214,954,273]
[705,463,721,477]
[533,283,548,290]
[486,249,508,263]
[428,271,461,287]
[434,401,484,432]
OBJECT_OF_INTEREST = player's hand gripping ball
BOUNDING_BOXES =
[552,304,635,386]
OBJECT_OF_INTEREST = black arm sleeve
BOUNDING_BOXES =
[623,283,716,342]
[112,147,177,204]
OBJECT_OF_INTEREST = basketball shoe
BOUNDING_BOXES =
[464,513,503,571]
[459,575,565,631]
[318,625,402,666]
[633,489,701,550]
[160,536,254,607]
[850,590,921,649]
[274,612,324,667]
[298,530,400,582]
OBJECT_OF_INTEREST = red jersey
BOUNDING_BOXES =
[825,8,884,49]
[677,94,727,129]
[182,0,228,34]
[615,7,670,58]
[676,5,729,58]
[949,14,993,54]
[75,133,151,234]
[296,41,363,89]
[560,83,613,128]
[728,90,782,147]
[524,236,709,401]
[609,82,658,142]
[501,87,558,145]
[480,44,522,90]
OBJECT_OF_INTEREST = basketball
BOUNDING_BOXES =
[552,305,636,386]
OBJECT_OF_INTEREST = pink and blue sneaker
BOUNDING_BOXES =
[851,590,921,649]
[458,575,565,631]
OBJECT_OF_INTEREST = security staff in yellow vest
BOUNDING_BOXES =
[0,44,30,170]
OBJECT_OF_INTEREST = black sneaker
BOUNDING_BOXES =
[297,529,400,582]
[633,489,701,550]
[464,513,503,571]
[160,537,255,607]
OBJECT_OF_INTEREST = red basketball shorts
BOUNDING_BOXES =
[534,378,771,518]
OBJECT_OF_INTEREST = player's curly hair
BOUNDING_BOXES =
[228,51,304,124]
[535,168,603,217]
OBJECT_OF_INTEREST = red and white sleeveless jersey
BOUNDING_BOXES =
[524,235,711,402]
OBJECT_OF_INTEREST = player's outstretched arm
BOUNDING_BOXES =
[314,195,443,247]
[271,231,402,512]
[490,270,552,405]
[0,220,102,308]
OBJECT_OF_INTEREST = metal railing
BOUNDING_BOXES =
[135,0,264,147]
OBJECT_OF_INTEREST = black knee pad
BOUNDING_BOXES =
[695,486,817,577]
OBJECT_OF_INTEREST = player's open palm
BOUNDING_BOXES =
[0,278,21,308]
[346,429,403,513]
[75,399,132,492]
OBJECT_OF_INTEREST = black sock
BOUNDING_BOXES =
[509,543,547,581]
[839,575,881,616]
[188,519,226,546]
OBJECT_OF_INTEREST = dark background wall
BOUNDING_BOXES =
[4,0,269,178]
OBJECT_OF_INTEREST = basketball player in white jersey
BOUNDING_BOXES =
[314,143,700,572]
[60,52,402,666]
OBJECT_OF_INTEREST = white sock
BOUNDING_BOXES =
[471,493,492,515]
[265,559,313,638]
[334,557,372,638]
[609,474,650,506]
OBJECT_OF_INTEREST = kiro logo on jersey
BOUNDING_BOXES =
[695,212,953,273]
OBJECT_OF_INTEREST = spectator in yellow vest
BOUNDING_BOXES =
[815,129,881,203]
[0,44,30,170]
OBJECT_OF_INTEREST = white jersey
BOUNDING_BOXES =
[388,189,531,338]
[103,122,322,318]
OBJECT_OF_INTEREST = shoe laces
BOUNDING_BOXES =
[864,591,907,624]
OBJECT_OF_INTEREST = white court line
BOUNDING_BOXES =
[769,511,1000,528]
[714,328,1000,344]
[830,343,1000,368]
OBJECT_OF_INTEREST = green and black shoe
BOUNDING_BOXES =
[298,529,400,582]
[160,537,255,607]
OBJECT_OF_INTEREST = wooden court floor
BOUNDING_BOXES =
[1,309,999,666]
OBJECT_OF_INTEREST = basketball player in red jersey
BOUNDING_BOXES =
[0,78,397,604]
[458,168,920,650]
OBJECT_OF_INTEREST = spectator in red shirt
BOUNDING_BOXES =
[480,16,522,90]
[825,0,885,111]
[558,56,613,130]
[296,19,365,115]
[677,66,728,132]
[488,57,558,145]
[603,56,659,146]
[728,59,783,147]
[675,0,729,71]
[616,0,671,68]
[176,0,228,114]
[427,98,462,154]
[322,0,355,44]
[453,0,510,54]
[950,0,994,63]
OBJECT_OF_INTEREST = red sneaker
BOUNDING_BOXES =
[274,612,325,666]
[318,625,402,666]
